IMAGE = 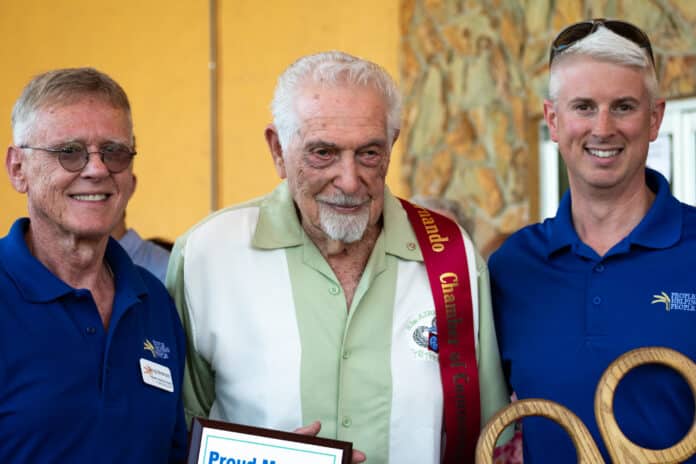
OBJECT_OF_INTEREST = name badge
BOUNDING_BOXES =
[140,358,174,393]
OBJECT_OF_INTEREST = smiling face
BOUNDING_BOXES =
[266,82,393,245]
[544,56,665,197]
[6,96,135,243]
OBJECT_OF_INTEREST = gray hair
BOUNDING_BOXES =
[548,25,658,103]
[11,67,132,145]
[270,51,402,149]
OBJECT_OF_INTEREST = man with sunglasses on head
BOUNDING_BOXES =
[0,68,187,462]
[490,19,696,463]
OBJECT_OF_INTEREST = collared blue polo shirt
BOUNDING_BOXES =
[490,169,696,463]
[0,218,187,463]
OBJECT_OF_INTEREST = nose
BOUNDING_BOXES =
[592,108,616,139]
[80,152,111,178]
[332,154,362,194]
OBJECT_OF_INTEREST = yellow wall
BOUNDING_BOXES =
[0,1,402,240]
[0,0,210,239]
[218,0,403,208]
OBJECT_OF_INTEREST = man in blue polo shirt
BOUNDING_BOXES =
[490,20,696,463]
[0,68,186,462]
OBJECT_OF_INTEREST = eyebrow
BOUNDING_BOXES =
[304,140,339,151]
[304,138,388,151]
[356,139,388,151]
[566,97,593,106]
[612,96,641,105]
[46,138,131,147]
[567,96,641,106]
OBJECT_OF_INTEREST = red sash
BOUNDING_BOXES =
[399,198,481,463]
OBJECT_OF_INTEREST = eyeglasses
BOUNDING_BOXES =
[549,18,655,67]
[19,142,136,173]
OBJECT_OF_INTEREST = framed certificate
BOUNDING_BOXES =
[187,417,352,464]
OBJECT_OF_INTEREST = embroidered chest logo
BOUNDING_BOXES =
[143,339,171,359]
[652,291,696,312]
[406,310,439,361]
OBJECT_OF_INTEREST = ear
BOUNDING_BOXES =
[265,124,287,179]
[649,98,666,142]
[127,172,137,201]
[543,99,560,142]
[6,146,28,193]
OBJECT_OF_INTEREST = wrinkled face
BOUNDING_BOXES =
[8,97,135,242]
[272,83,393,243]
[544,56,664,196]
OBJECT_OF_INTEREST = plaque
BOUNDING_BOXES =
[187,417,352,464]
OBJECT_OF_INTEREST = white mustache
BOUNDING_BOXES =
[316,194,368,207]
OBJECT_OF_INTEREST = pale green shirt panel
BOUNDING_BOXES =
[474,251,514,444]
[288,232,395,464]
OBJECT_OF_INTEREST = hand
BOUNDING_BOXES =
[293,421,367,463]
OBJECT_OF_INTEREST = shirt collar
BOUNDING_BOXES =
[252,181,423,261]
[252,181,304,249]
[545,168,682,258]
[0,218,148,303]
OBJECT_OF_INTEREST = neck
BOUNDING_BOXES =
[27,223,116,328]
[26,224,110,290]
[570,183,655,256]
[304,223,381,311]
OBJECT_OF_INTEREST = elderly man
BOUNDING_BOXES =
[490,20,696,463]
[1,68,187,462]
[168,51,509,463]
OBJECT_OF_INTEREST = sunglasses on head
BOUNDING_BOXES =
[549,18,655,67]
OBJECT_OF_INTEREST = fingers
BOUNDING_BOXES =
[293,420,321,436]
[351,449,367,463]
[294,421,364,463]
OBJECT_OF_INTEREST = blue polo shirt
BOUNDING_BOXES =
[490,169,696,463]
[0,218,187,463]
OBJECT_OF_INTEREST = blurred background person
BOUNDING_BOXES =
[112,208,171,283]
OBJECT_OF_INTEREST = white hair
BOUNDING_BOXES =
[270,51,402,149]
[548,25,658,104]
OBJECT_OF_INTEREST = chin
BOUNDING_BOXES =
[63,222,113,240]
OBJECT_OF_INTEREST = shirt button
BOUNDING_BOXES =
[342,416,352,428]
[85,327,97,335]
[407,242,417,251]
[329,286,341,295]
[342,351,351,360]
[595,264,605,273]
[592,296,602,305]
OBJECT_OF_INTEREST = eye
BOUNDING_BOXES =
[101,143,132,157]
[573,103,593,112]
[358,149,383,166]
[614,103,636,113]
[305,147,337,168]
